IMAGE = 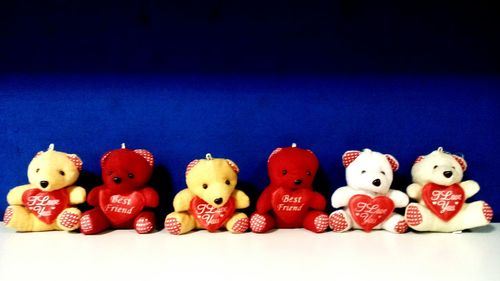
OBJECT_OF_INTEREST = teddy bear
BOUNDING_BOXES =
[329,149,409,233]
[3,144,86,232]
[249,144,329,233]
[164,153,250,234]
[80,144,159,234]
[405,147,493,232]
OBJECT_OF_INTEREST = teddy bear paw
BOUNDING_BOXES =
[329,211,350,232]
[3,207,13,226]
[394,219,409,233]
[483,202,493,222]
[250,214,270,233]
[313,214,329,233]
[57,209,81,231]
[231,217,249,233]
[164,217,182,235]
[405,204,423,227]
[135,217,154,234]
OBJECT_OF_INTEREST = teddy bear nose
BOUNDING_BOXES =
[113,177,122,184]
[372,179,381,187]
[214,198,223,205]
[294,179,303,185]
[443,171,453,178]
[40,181,49,188]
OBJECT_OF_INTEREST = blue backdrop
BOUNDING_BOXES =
[1,1,499,224]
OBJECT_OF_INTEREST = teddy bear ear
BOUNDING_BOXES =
[134,149,154,167]
[385,154,399,172]
[342,150,361,168]
[67,154,83,171]
[226,159,240,174]
[414,155,425,164]
[452,155,467,172]
[267,147,282,163]
[100,151,112,168]
[34,151,44,158]
[185,159,200,177]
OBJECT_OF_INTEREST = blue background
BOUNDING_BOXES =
[1,1,499,224]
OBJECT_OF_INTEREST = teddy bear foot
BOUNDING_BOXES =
[250,213,275,233]
[3,206,13,226]
[405,204,423,227]
[134,212,155,234]
[164,217,181,235]
[3,205,35,231]
[394,219,409,233]
[329,210,351,232]
[80,209,111,235]
[226,213,249,233]
[310,214,329,233]
[56,208,81,231]
[483,202,493,222]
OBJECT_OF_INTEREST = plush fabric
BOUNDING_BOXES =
[80,144,159,234]
[330,149,409,233]
[164,154,250,234]
[4,144,86,232]
[405,147,493,232]
[250,144,328,233]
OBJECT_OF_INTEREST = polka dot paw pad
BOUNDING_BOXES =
[60,211,80,229]
[231,217,249,233]
[79,214,93,233]
[394,220,408,233]
[329,213,349,232]
[3,207,13,225]
[313,215,329,232]
[406,205,423,226]
[250,214,268,233]
[135,218,154,234]
[483,203,493,222]
[164,218,181,235]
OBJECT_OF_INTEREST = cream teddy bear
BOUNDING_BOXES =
[4,144,86,232]
[405,147,493,232]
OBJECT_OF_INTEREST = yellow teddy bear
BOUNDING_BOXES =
[164,153,250,234]
[3,144,86,232]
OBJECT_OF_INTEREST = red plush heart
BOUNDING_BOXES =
[271,187,311,224]
[422,183,465,221]
[99,191,145,226]
[190,196,235,232]
[348,194,395,232]
[22,189,69,224]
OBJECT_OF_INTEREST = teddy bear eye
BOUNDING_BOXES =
[59,170,65,176]
[225,180,230,185]
[433,165,438,169]
[128,173,135,179]
[381,171,386,175]
[36,168,40,173]
[306,171,311,176]
[452,166,456,170]
[282,169,287,175]
[202,183,208,189]
[361,170,366,174]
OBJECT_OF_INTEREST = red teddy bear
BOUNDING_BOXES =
[250,144,329,233]
[80,144,159,234]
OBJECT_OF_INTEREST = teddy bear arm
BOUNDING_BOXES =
[387,190,409,208]
[86,185,106,207]
[256,187,274,213]
[173,189,194,212]
[6,184,33,205]
[232,189,250,209]
[310,191,326,211]
[67,186,87,205]
[140,187,160,208]
[331,186,355,208]
[460,180,480,198]
[407,183,423,200]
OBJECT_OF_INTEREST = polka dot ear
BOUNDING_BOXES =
[342,150,361,168]
[134,149,154,167]
[453,155,467,172]
[306,149,317,157]
[385,154,399,172]
[67,154,83,171]
[226,159,240,174]
[414,155,425,165]
[186,159,200,177]
[267,147,282,163]
[100,151,112,168]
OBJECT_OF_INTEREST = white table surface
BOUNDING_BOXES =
[0,224,499,281]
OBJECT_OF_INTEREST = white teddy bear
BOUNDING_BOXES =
[329,149,409,233]
[405,147,493,232]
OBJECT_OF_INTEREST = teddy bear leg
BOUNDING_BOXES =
[55,207,82,231]
[405,203,437,232]
[249,213,276,233]
[80,208,111,235]
[303,210,329,233]
[164,212,196,235]
[328,210,352,232]
[225,212,249,233]
[133,211,156,234]
[381,213,408,233]
[4,206,54,232]
[443,201,494,232]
